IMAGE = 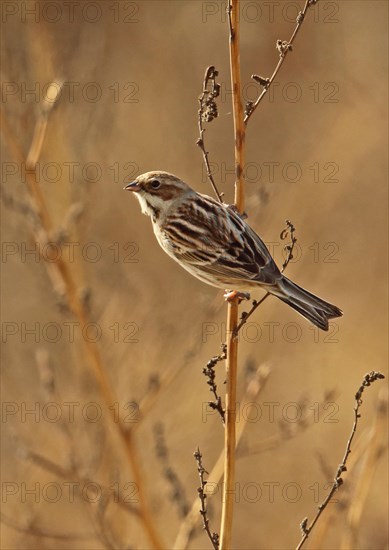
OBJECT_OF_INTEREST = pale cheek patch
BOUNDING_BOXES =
[135,194,151,216]
[135,193,170,218]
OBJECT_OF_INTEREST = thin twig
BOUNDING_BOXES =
[22,448,140,518]
[174,365,270,550]
[237,389,335,458]
[295,371,385,550]
[234,219,297,336]
[86,492,121,550]
[202,345,227,422]
[340,387,388,548]
[135,300,219,428]
[244,0,316,124]
[0,513,93,541]
[154,423,190,518]
[197,66,224,203]
[194,448,220,550]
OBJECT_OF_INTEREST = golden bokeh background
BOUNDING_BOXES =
[1,1,388,548]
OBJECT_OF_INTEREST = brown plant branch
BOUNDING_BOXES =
[135,300,219,427]
[193,1,317,547]
[197,65,224,203]
[304,427,371,548]
[194,448,220,550]
[237,389,335,459]
[228,4,246,215]
[1,97,163,549]
[26,80,64,167]
[220,299,239,550]
[174,365,270,550]
[340,386,388,549]
[154,423,190,519]
[0,513,94,542]
[244,0,316,124]
[309,413,387,549]
[22,448,140,518]
[219,3,246,548]
[86,492,121,550]
[202,345,227,423]
[295,371,385,550]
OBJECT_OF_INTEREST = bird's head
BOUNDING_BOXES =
[124,171,193,219]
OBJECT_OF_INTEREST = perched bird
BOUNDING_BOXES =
[125,171,342,330]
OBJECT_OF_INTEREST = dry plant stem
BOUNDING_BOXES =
[136,333,209,427]
[0,513,93,542]
[194,448,220,549]
[220,1,246,548]
[220,301,239,549]
[339,388,388,550]
[307,414,385,548]
[237,388,330,459]
[203,345,227,422]
[244,0,313,124]
[25,449,140,518]
[174,365,270,550]
[197,66,223,203]
[228,3,245,214]
[340,388,387,549]
[1,104,163,550]
[1,107,53,233]
[295,371,385,550]
[154,423,190,519]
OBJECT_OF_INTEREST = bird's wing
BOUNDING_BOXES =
[163,194,282,286]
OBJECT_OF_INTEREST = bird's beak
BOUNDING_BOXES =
[124,181,142,192]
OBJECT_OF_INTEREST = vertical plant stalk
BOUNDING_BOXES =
[228,0,246,215]
[220,1,246,548]
[1,103,163,550]
[220,301,239,550]
[174,365,270,550]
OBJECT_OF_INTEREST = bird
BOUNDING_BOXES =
[125,171,342,331]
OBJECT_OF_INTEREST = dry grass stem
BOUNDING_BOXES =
[237,389,333,459]
[174,366,270,549]
[1,101,164,549]
[203,345,227,423]
[306,417,384,548]
[0,512,94,542]
[24,449,140,518]
[197,66,223,202]
[194,448,220,549]
[296,371,385,549]
[154,424,190,519]
[244,0,316,124]
[219,2,246,547]
[340,387,388,549]
[220,300,239,549]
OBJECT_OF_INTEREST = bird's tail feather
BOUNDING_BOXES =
[273,276,343,331]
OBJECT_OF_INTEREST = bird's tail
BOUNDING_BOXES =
[273,276,343,331]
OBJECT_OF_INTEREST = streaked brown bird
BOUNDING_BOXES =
[125,171,342,330]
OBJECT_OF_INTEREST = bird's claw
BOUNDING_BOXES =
[224,290,251,303]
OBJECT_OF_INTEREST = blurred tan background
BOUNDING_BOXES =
[1,1,388,548]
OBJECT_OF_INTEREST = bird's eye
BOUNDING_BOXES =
[150,180,161,189]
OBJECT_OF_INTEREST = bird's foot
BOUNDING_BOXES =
[224,290,251,303]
